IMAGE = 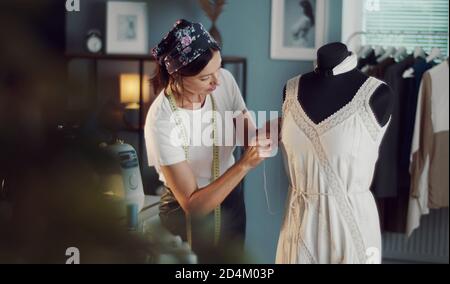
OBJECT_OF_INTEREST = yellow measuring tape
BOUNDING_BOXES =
[166,87,221,247]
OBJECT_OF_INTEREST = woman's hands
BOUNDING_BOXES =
[239,117,282,171]
[258,117,282,142]
[239,136,273,172]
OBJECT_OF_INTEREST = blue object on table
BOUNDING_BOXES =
[127,203,138,231]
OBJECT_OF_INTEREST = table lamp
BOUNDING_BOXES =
[120,73,150,128]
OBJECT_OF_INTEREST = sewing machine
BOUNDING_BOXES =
[104,141,196,263]
[105,141,145,212]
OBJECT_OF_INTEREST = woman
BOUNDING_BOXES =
[145,19,272,263]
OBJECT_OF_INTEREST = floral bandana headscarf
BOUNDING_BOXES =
[152,19,220,75]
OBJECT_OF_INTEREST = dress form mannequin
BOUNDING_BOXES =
[283,42,393,126]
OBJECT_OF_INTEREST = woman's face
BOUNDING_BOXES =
[181,50,222,97]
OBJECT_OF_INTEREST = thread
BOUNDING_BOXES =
[263,161,278,215]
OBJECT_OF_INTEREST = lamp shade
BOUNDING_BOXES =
[120,74,150,108]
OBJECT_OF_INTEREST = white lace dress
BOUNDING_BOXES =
[276,76,389,264]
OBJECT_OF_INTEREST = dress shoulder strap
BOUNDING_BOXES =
[358,77,390,142]
[363,77,384,103]
[286,75,301,101]
[282,75,301,115]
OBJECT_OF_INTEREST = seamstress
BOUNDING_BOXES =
[145,19,272,263]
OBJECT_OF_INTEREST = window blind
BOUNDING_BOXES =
[362,0,449,56]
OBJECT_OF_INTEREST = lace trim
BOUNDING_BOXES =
[298,236,317,264]
[281,78,296,118]
[317,78,380,136]
[282,76,385,141]
[282,75,372,264]
[360,78,385,141]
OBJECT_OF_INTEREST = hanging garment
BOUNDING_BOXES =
[366,57,396,79]
[374,56,438,233]
[398,58,437,192]
[368,56,416,234]
[407,60,449,236]
[276,75,389,264]
[371,55,415,199]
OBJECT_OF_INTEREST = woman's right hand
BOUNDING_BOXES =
[239,137,272,171]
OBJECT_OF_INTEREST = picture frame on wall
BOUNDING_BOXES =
[271,0,326,60]
[106,1,148,54]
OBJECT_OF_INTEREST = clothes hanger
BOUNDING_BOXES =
[402,46,419,78]
[402,46,437,78]
[413,46,426,58]
[374,45,385,58]
[404,47,442,78]
[394,46,407,62]
[377,46,396,63]
[426,47,441,63]
[359,45,374,59]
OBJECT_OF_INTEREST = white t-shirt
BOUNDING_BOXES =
[144,68,247,188]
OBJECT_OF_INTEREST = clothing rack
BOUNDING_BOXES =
[346,30,449,46]
[351,30,449,264]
